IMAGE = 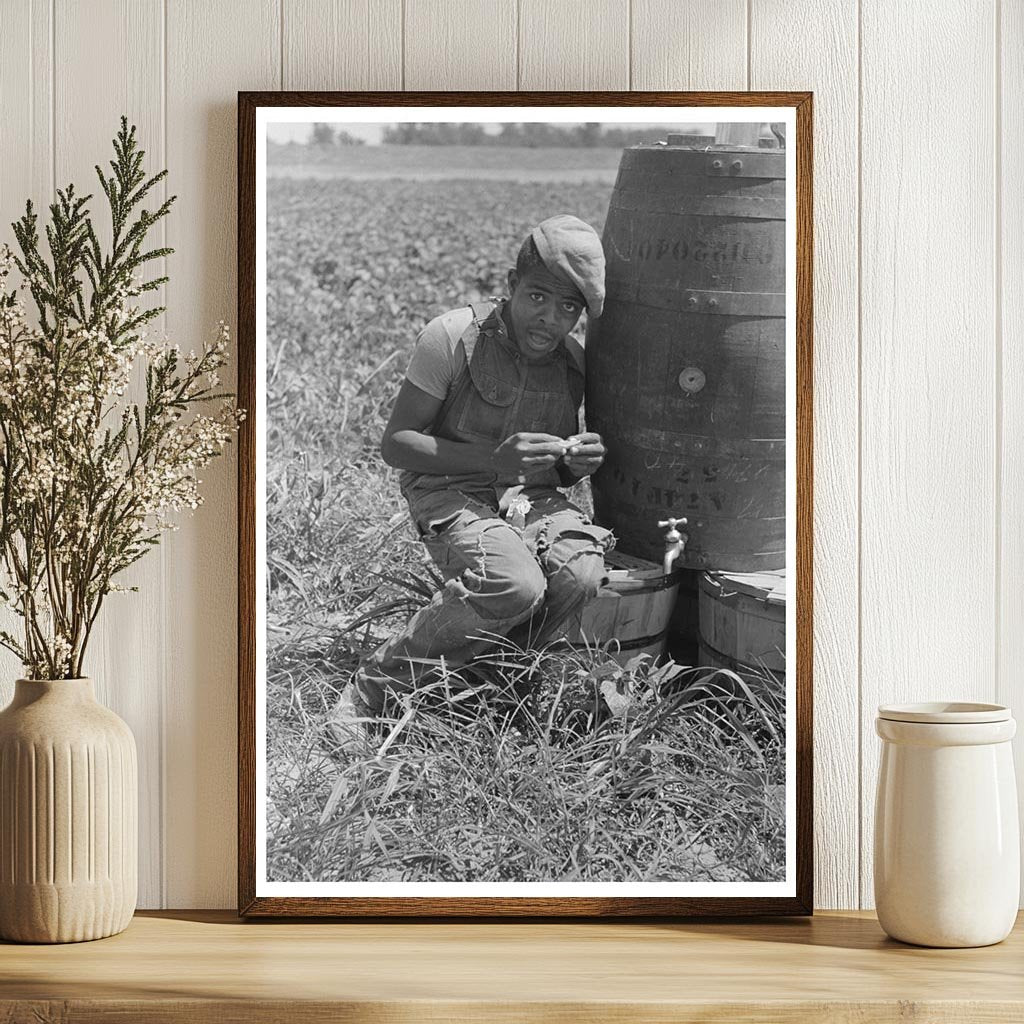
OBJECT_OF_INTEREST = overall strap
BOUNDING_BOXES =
[460,300,498,364]
[428,302,496,434]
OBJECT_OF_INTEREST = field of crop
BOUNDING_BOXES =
[267,142,624,180]
[264,161,785,884]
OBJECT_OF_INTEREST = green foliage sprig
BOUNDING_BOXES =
[0,117,243,679]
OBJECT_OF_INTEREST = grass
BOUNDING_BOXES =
[266,597,786,884]
[265,170,786,884]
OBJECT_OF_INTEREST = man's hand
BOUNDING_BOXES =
[492,432,568,476]
[561,431,605,478]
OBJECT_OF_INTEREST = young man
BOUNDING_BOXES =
[330,214,614,735]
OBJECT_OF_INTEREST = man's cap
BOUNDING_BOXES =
[530,214,605,318]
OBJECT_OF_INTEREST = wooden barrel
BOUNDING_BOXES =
[586,141,786,571]
[560,550,680,666]
[696,569,786,693]
[665,133,714,147]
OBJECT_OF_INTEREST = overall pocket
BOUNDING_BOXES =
[456,362,516,442]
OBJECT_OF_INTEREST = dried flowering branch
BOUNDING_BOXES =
[0,117,243,679]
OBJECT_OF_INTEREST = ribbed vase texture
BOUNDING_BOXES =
[0,678,137,943]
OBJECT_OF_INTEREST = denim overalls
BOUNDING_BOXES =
[355,299,615,711]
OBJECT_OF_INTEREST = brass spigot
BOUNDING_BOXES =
[658,517,689,574]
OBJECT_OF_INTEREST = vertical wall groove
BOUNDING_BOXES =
[999,0,1024,903]
[855,0,864,909]
[516,0,521,89]
[994,0,1003,707]
[28,0,34,191]
[159,0,169,910]
[49,0,54,198]
[745,0,752,88]
[627,0,633,89]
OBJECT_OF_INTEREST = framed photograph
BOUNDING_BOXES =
[238,91,813,916]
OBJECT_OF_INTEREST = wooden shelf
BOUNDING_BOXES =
[2,910,1022,1022]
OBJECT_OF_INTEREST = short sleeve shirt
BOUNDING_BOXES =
[404,307,475,401]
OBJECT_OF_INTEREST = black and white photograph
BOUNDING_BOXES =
[243,98,809,913]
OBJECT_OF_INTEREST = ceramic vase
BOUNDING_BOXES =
[0,677,137,942]
[874,701,1019,948]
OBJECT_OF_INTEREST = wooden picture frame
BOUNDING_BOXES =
[238,91,813,917]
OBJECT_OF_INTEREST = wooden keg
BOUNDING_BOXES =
[560,550,680,666]
[586,141,786,571]
[697,569,786,693]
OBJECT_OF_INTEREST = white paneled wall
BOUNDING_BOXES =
[1005,0,1024,897]
[859,0,1000,909]
[750,0,860,912]
[0,0,1016,910]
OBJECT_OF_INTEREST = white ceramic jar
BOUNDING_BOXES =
[874,702,1019,947]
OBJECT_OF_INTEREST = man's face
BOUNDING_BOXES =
[504,265,586,361]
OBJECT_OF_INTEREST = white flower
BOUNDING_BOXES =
[0,249,241,676]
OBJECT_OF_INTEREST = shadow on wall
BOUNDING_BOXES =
[160,98,241,905]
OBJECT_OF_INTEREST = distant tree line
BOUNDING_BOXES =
[309,123,366,146]
[377,123,706,147]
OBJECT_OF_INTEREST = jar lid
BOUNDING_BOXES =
[877,702,1011,724]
